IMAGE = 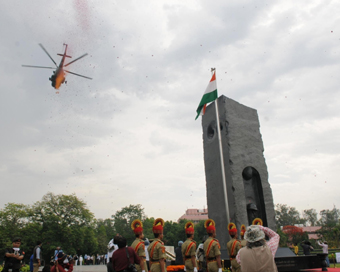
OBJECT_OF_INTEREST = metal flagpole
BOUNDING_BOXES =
[211,67,230,226]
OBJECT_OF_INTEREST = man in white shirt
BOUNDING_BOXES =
[33,241,42,272]
[317,241,329,267]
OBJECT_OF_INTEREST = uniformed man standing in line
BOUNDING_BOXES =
[181,222,197,272]
[203,219,222,272]
[148,218,166,272]
[240,225,247,248]
[226,223,241,272]
[131,219,147,272]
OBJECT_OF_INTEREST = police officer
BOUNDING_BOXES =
[148,218,166,272]
[240,225,247,248]
[181,222,197,272]
[131,219,146,272]
[203,219,221,272]
[226,223,241,272]
[3,237,25,272]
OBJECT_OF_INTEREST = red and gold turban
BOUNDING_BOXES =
[185,221,195,235]
[228,222,237,235]
[131,219,143,235]
[240,224,246,236]
[152,218,164,233]
[252,218,263,226]
[204,219,216,233]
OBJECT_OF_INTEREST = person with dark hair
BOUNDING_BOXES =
[3,238,25,272]
[226,223,241,272]
[236,225,280,272]
[181,222,197,272]
[33,241,42,272]
[175,241,184,265]
[301,241,314,256]
[131,220,147,272]
[54,247,63,261]
[112,235,140,272]
[203,219,221,272]
[51,252,73,272]
[148,218,166,272]
[318,240,329,267]
[107,236,119,272]
[42,264,50,272]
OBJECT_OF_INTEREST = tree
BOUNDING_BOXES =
[194,220,209,244]
[96,218,115,240]
[282,225,306,245]
[96,223,108,254]
[0,203,31,239]
[275,204,305,227]
[318,207,340,227]
[276,228,289,247]
[112,204,146,245]
[317,206,340,248]
[163,220,187,247]
[31,192,95,259]
[303,209,318,226]
[143,217,155,241]
[0,203,32,262]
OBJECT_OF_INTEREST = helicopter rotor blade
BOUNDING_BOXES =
[22,65,55,69]
[39,43,58,67]
[64,53,88,67]
[64,70,92,80]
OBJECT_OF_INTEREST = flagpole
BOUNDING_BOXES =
[211,68,230,227]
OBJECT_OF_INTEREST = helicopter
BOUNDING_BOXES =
[22,43,92,90]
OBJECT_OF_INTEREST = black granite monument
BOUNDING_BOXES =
[202,95,276,247]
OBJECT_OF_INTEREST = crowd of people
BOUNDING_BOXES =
[106,218,280,272]
[2,218,330,272]
[2,240,108,272]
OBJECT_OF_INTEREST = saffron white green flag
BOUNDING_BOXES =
[195,72,218,120]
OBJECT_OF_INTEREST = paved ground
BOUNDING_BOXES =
[73,265,107,272]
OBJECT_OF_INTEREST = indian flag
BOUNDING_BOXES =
[195,71,218,120]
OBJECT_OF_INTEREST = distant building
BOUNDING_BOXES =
[178,208,208,223]
[301,226,322,240]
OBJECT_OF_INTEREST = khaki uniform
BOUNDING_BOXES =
[227,238,241,272]
[181,239,197,272]
[148,239,166,272]
[203,237,221,272]
[131,238,146,272]
[240,239,247,248]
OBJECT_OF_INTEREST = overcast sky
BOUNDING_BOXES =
[1,0,340,222]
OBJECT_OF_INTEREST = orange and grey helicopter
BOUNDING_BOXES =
[22,43,92,89]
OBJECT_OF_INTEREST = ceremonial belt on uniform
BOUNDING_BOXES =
[150,241,161,266]
[207,257,216,261]
[150,241,160,260]
[206,239,215,263]
[230,240,238,257]
[134,242,144,253]
[185,242,195,256]
[184,255,191,260]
